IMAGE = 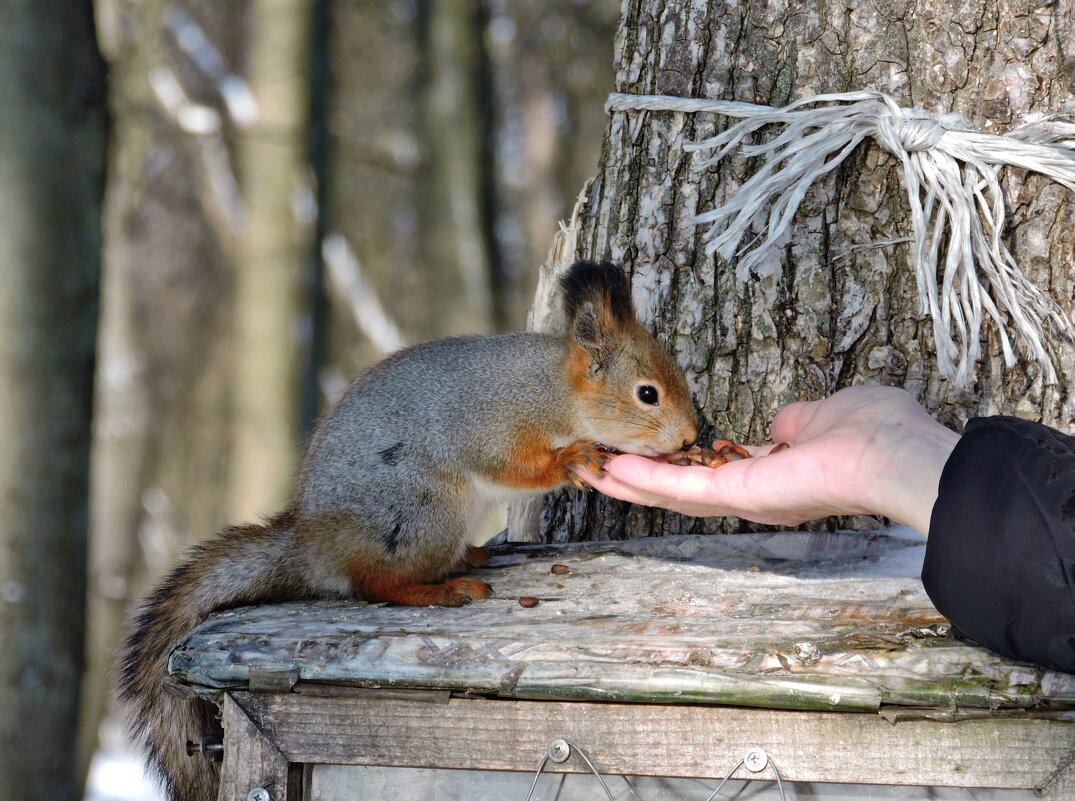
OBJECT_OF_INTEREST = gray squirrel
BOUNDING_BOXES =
[117,260,699,801]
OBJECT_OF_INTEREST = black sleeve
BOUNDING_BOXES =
[922,416,1075,672]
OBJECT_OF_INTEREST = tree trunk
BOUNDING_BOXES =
[327,0,619,377]
[489,0,622,327]
[0,1,107,797]
[516,0,1074,543]
[230,0,312,523]
[418,0,501,333]
[81,0,245,776]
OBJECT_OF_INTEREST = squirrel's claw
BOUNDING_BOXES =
[556,439,608,488]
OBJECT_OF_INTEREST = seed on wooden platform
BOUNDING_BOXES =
[518,596,539,608]
[551,564,570,575]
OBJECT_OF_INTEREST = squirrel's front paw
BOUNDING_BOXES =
[554,439,608,488]
[465,544,490,568]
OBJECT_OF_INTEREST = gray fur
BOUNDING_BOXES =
[295,333,572,573]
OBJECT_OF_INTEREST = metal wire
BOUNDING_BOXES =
[621,775,645,800]
[702,758,743,801]
[569,742,617,801]
[552,773,568,801]
[772,762,787,799]
[521,740,616,801]
[523,755,550,801]
[523,739,787,801]
[703,754,787,801]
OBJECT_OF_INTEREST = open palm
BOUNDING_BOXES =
[581,385,959,535]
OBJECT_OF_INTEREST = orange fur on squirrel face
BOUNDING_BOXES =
[563,290,698,456]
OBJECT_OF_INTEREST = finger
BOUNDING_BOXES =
[590,454,819,524]
[770,399,818,444]
[602,454,750,511]
[746,442,790,457]
[575,457,665,505]
[603,455,813,522]
[580,469,673,509]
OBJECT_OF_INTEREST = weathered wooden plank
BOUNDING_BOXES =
[219,694,302,801]
[170,533,1075,714]
[230,691,1075,792]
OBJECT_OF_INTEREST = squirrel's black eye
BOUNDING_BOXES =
[637,384,659,405]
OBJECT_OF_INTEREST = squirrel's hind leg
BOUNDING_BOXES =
[344,529,493,606]
[351,566,493,607]
[314,475,494,606]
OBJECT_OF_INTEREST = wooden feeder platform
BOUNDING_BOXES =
[169,530,1075,799]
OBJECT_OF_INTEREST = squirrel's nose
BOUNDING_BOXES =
[676,420,699,452]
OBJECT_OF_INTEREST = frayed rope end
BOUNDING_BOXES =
[607,91,1075,388]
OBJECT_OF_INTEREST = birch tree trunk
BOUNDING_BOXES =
[0,1,107,796]
[516,0,1075,543]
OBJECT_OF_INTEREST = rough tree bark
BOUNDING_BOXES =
[516,0,1074,543]
[0,1,107,797]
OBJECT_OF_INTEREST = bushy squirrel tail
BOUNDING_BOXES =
[116,509,310,801]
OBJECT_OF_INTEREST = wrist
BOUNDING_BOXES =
[872,422,960,536]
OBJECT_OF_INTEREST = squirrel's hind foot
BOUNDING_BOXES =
[362,577,493,607]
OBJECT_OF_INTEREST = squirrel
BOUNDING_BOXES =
[117,260,699,801]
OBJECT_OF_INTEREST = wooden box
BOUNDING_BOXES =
[168,531,1075,799]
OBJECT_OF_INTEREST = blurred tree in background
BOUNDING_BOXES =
[0,1,107,798]
[230,0,311,524]
[5,1,1069,795]
[326,0,618,378]
[80,0,619,789]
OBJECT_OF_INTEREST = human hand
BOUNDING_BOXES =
[580,385,960,535]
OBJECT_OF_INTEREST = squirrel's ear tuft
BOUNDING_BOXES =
[559,261,636,327]
[560,261,637,370]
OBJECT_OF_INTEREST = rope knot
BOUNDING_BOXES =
[603,89,1075,386]
[893,115,946,152]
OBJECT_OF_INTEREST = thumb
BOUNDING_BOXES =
[770,399,819,444]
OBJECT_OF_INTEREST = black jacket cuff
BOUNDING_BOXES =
[923,416,1075,673]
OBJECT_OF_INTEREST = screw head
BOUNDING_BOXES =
[547,739,571,763]
[247,788,271,801]
[744,748,768,772]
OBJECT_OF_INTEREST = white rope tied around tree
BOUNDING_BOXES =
[606,90,1075,386]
